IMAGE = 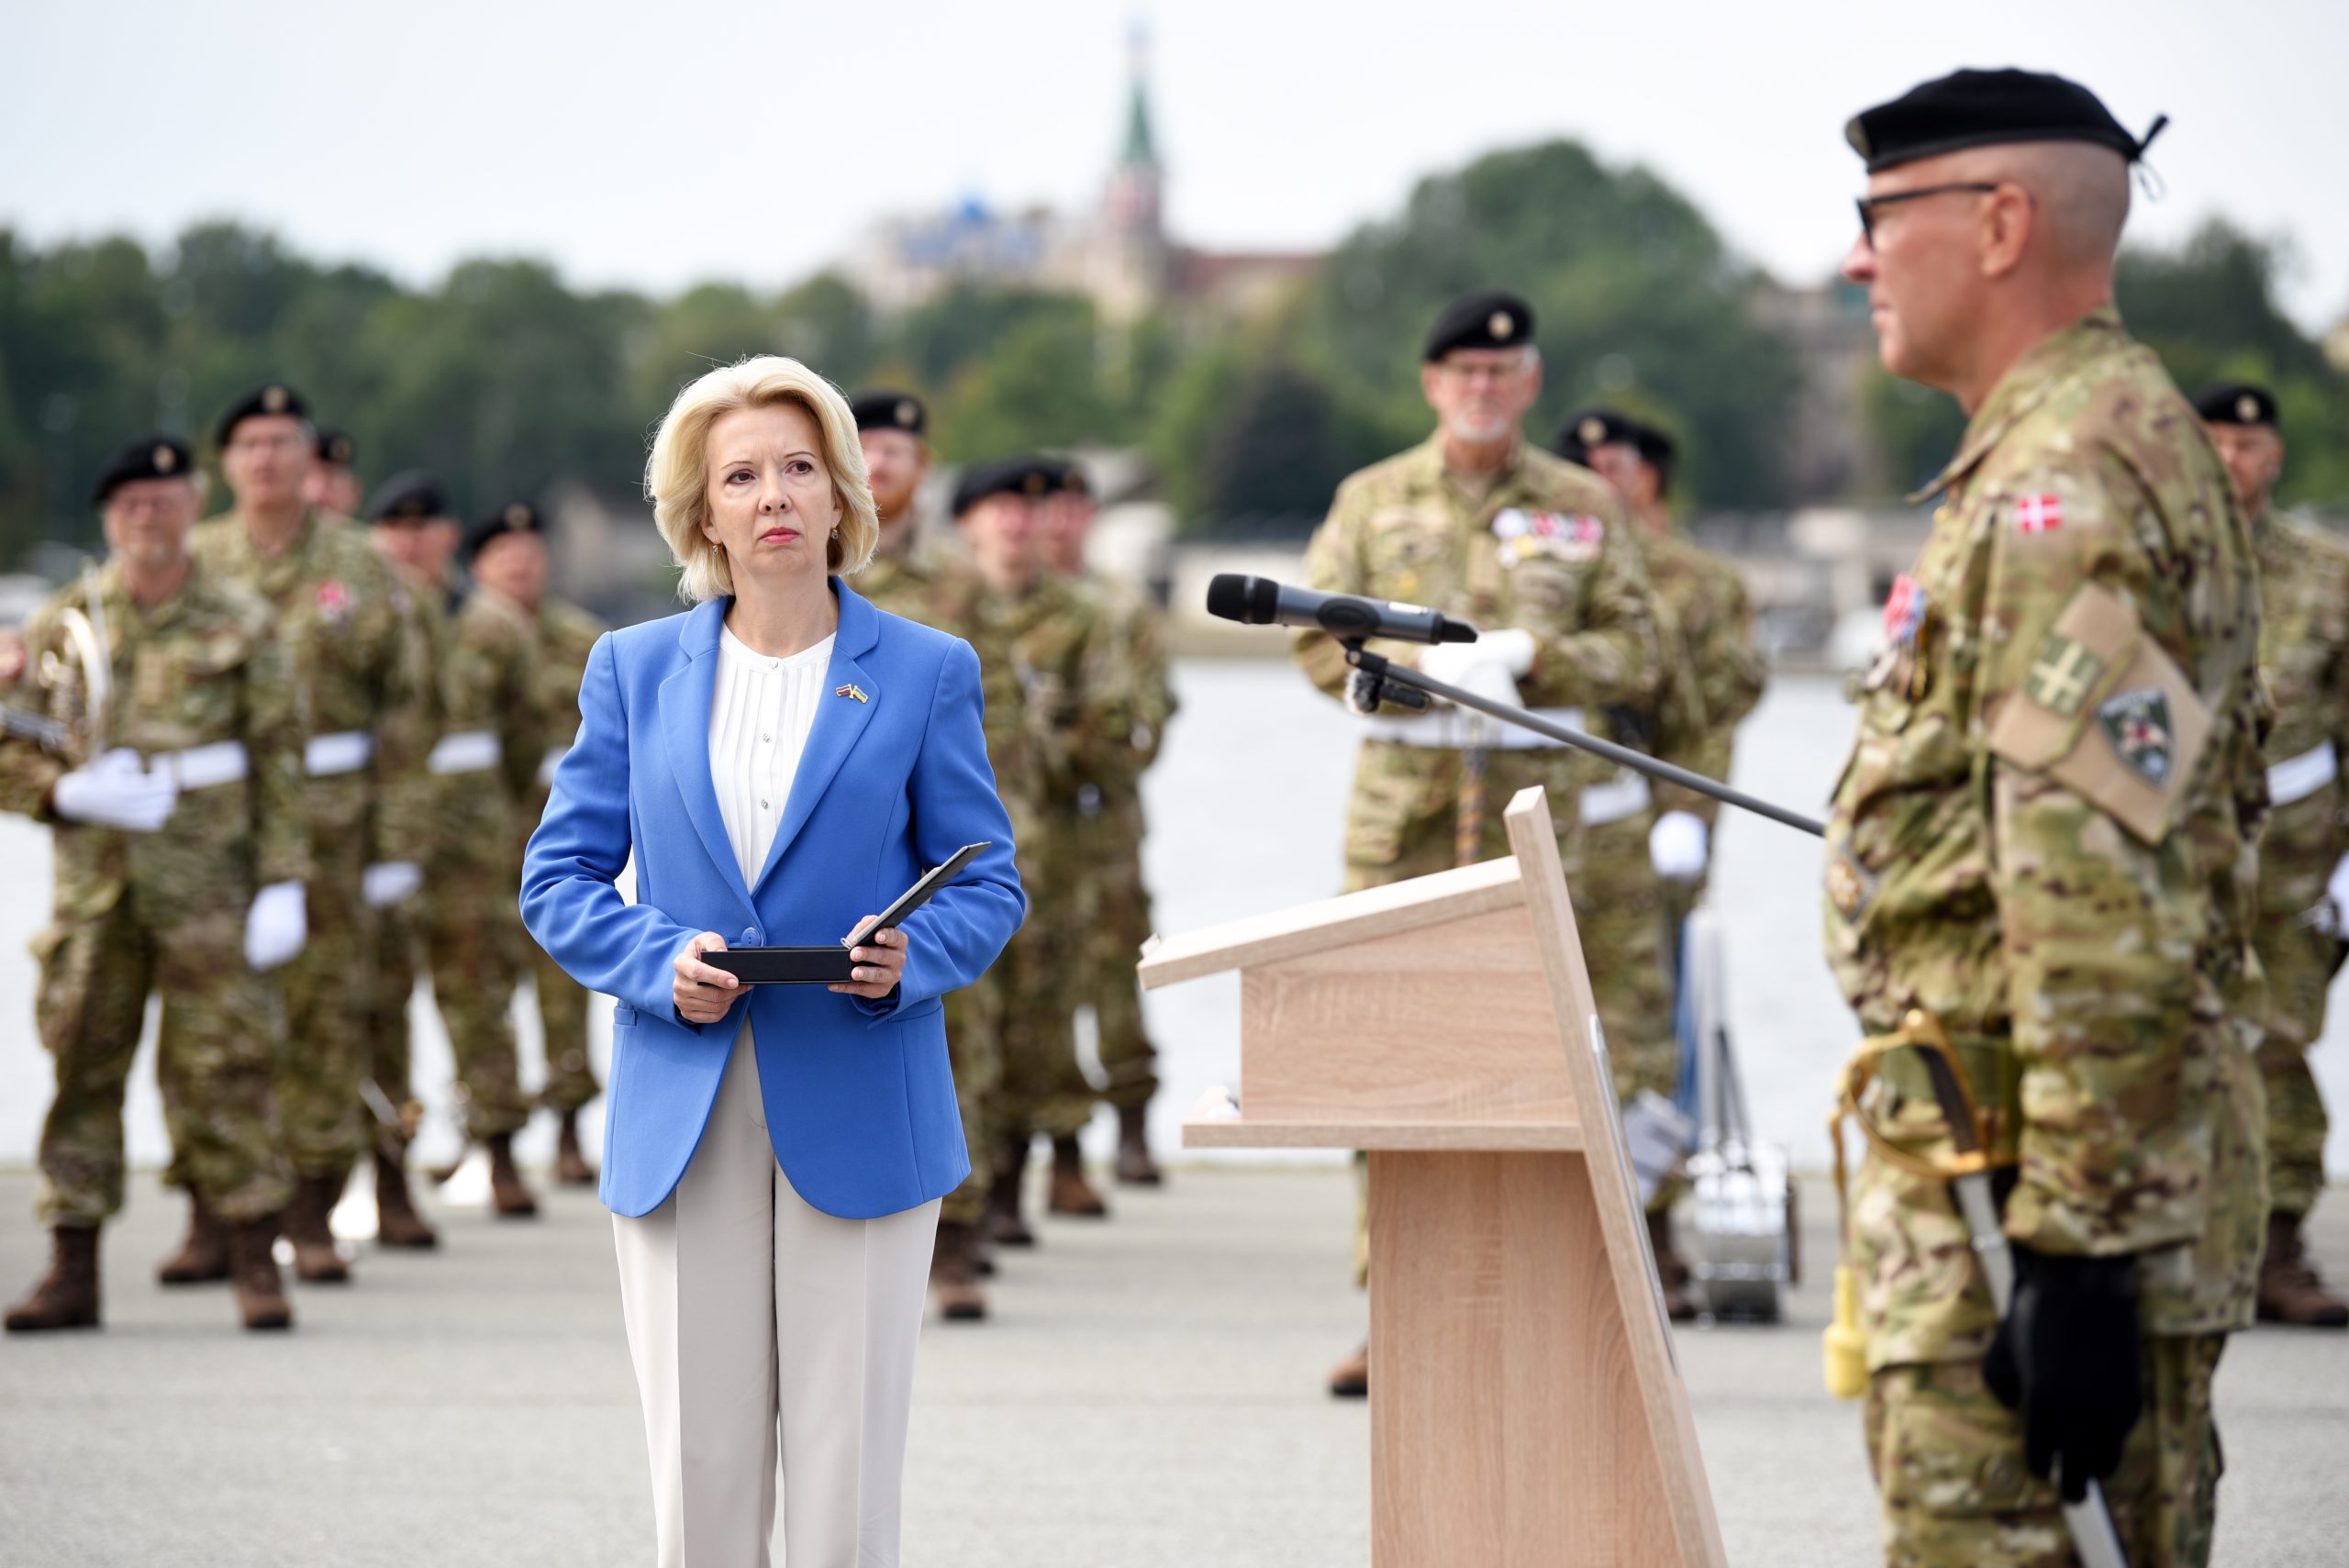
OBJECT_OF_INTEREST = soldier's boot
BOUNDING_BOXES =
[555,1110,596,1187]
[1646,1209,1698,1323]
[1327,1340,1368,1399]
[1114,1104,1163,1187]
[155,1194,231,1285]
[2258,1211,2349,1329]
[929,1220,988,1322]
[228,1214,294,1331]
[284,1173,351,1284]
[985,1136,1034,1248]
[487,1134,539,1218]
[1046,1135,1109,1218]
[5,1226,101,1332]
[373,1149,439,1251]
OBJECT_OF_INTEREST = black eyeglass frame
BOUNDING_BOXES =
[1854,182,2001,242]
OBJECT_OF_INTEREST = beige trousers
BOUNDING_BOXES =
[612,1028,940,1567]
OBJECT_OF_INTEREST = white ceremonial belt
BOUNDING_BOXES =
[150,740,248,792]
[305,730,374,777]
[1580,771,1653,827]
[1357,706,1586,750]
[2267,740,2339,807]
[429,729,503,776]
[536,744,569,787]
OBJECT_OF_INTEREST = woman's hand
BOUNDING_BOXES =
[829,920,907,1000]
[674,931,740,1024]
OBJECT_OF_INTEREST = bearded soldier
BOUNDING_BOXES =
[1827,72,2265,1565]
[1293,290,1668,1394]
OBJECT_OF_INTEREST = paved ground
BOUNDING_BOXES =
[2,1164,2343,1567]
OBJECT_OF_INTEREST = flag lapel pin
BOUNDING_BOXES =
[835,683,869,704]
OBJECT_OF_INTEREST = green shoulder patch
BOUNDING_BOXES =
[2022,636,2105,717]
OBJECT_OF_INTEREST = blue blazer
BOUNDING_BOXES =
[520,581,1024,1220]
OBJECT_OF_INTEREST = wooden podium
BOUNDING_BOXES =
[1138,787,1726,1567]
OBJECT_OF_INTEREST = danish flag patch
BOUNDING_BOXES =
[2014,494,2065,536]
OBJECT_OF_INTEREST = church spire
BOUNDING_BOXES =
[1119,20,1159,170]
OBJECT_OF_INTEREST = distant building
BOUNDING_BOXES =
[846,32,1321,327]
[1748,276,1889,502]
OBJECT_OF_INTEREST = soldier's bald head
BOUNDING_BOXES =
[1950,140,2132,276]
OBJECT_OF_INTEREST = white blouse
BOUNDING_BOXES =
[708,624,835,887]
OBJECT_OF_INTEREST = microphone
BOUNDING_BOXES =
[1205,574,1480,645]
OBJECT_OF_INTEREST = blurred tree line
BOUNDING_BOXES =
[3,141,2343,569]
[1868,217,2349,504]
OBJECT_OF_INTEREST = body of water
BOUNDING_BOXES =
[1,662,2342,1184]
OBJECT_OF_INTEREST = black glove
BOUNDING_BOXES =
[1982,1243,2142,1502]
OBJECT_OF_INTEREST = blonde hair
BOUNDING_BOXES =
[645,356,879,603]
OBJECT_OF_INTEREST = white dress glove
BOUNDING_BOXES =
[1418,639,1528,713]
[362,861,424,908]
[2317,853,2349,938]
[51,748,177,832]
[244,881,308,973]
[1649,810,1710,881]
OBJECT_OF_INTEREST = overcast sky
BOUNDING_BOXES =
[6,0,2344,330]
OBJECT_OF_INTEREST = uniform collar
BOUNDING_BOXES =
[1911,306,2129,502]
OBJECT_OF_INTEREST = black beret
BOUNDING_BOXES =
[464,500,547,562]
[314,427,356,467]
[1423,290,1536,362]
[1034,455,1093,500]
[848,389,927,438]
[2194,383,2278,428]
[952,456,1055,518]
[1555,408,1641,462]
[1631,421,1677,470]
[214,382,311,447]
[91,433,195,506]
[1845,69,2165,173]
[365,470,453,524]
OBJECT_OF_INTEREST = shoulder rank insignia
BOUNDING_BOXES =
[834,683,868,704]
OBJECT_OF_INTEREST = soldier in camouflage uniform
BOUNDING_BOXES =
[184,384,433,1286]
[955,458,1117,1246]
[1038,457,1178,1185]
[1293,291,1668,1395]
[363,472,546,1218]
[852,393,1008,1318]
[1828,72,2266,1565]
[1560,407,1770,1318]
[2,435,302,1332]
[2198,383,2349,1328]
[466,501,610,1187]
[305,427,362,521]
[359,480,464,1249]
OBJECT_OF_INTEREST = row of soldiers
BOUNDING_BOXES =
[846,392,1176,1322]
[3,384,609,1331]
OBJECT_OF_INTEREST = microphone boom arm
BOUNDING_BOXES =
[1344,643,1825,840]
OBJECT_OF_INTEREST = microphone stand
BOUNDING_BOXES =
[1342,642,1825,839]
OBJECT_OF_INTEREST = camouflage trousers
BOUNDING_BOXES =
[530,943,601,1116]
[421,837,532,1140]
[1865,1335,2227,1568]
[1076,826,1158,1112]
[940,973,1006,1227]
[2251,909,2337,1219]
[274,819,373,1179]
[360,898,425,1157]
[987,904,1095,1150]
[33,890,293,1228]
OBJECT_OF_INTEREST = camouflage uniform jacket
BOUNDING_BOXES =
[1068,569,1177,828]
[440,584,544,824]
[523,593,608,828]
[1823,306,2266,1365]
[1643,528,1767,823]
[2250,512,2349,930]
[1293,432,1664,864]
[0,561,310,923]
[192,510,432,870]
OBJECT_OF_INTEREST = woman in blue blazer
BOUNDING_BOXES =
[521,356,1022,1568]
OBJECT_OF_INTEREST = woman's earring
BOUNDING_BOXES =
[830,526,841,539]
